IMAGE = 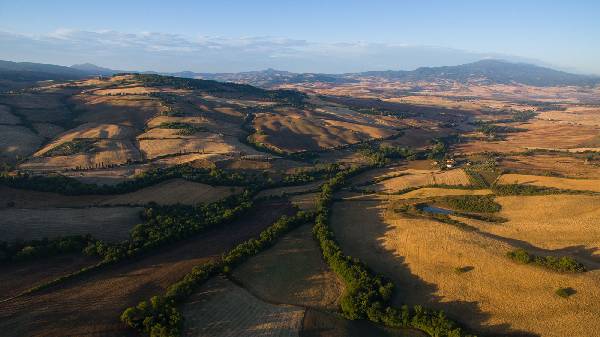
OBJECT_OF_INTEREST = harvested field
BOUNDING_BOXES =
[252,107,397,152]
[0,93,65,109]
[233,224,343,310]
[32,123,65,139]
[290,193,318,211]
[0,125,43,163]
[538,107,600,127]
[0,179,238,208]
[103,179,241,205]
[0,254,99,300]
[71,94,165,129]
[457,120,600,153]
[138,135,258,159]
[182,276,305,337]
[499,154,600,179]
[0,200,295,337]
[0,206,142,242]
[368,169,470,193]
[256,181,323,199]
[497,173,600,192]
[35,123,137,156]
[301,309,426,337]
[21,139,142,171]
[0,105,20,124]
[330,199,600,337]
[390,187,492,199]
[492,195,600,253]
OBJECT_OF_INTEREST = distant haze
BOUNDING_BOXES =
[0,30,571,74]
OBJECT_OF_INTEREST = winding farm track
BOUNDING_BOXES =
[0,200,295,337]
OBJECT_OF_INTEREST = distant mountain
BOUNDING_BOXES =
[71,63,119,76]
[0,60,88,82]
[171,68,355,87]
[358,59,600,86]
[1,59,599,88]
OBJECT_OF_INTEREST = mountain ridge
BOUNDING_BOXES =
[1,59,599,87]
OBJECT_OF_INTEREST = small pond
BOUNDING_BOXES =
[419,205,453,215]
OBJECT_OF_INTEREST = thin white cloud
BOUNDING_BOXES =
[0,29,547,73]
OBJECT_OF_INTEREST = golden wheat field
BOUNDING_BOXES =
[369,169,471,193]
[181,276,305,337]
[497,173,600,192]
[498,154,600,179]
[329,199,600,337]
[492,195,600,253]
[389,187,492,199]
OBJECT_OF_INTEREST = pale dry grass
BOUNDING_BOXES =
[458,119,600,153]
[71,94,165,129]
[139,134,260,159]
[233,224,343,310]
[22,139,142,171]
[389,187,492,199]
[373,169,470,192]
[182,276,304,337]
[35,123,137,156]
[499,154,600,179]
[93,86,158,96]
[497,173,600,192]
[330,200,600,337]
[0,206,142,242]
[491,195,600,253]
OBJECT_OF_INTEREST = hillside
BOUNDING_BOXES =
[358,59,600,86]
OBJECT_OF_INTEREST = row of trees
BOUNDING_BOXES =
[507,249,586,273]
[87,193,254,263]
[1,162,348,197]
[0,235,96,263]
[312,165,473,337]
[121,211,313,337]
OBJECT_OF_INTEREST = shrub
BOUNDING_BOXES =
[555,287,575,298]
[439,195,501,213]
[507,249,585,273]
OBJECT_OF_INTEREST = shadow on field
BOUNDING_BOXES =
[330,200,540,337]
[443,215,600,271]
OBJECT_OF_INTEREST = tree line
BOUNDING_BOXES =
[311,165,474,337]
[120,211,314,337]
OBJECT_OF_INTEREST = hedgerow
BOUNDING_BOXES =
[312,165,473,336]
[506,249,585,273]
[120,211,314,337]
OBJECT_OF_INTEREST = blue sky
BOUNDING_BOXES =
[0,0,598,73]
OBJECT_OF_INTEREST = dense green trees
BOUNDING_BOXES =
[507,249,585,273]
[311,165,472,336]
[438,195,502,213]
[0,235,96,263]
[130,74,307,106]
[121,210,313,337]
